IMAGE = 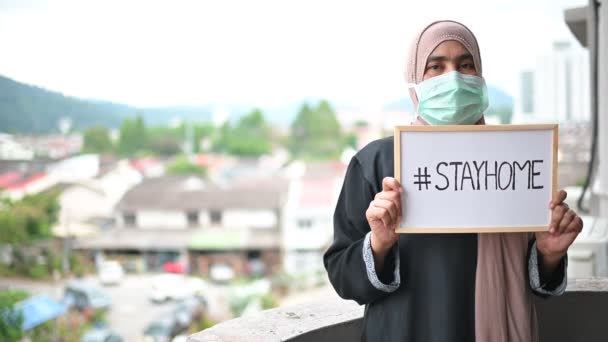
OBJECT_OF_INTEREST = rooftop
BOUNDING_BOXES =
[116,175,289,211]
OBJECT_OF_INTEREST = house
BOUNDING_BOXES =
[130,157,164,178]
[13,134,82,159]
[0,172,54,201]
[0,133,34,160]
[53,159,142,238]
[281,161,346,277]
[74,174,289,277]
[0,154,101,201]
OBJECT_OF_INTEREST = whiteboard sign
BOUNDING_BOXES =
[394,124,558,233]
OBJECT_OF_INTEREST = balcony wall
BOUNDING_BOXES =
[188,278,608,342]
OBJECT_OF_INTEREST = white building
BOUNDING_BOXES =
[515,41,590,123]
[282,162,345,276]
[0,134,34,160]
[53,159,142,237]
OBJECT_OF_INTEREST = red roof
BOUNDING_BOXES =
[194,154,229,168]
[5,173,47,190]
[130,157,160,171]
[0,172,22,188]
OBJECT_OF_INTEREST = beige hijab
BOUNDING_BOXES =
[406,20,538,342]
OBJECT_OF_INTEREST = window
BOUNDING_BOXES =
[297,218,313,229]
[210,210,222,225]
[123,212,136,227]
[186,211,199,227]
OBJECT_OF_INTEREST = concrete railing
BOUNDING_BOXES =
[189,278,608,342]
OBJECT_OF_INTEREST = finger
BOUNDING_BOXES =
[550,190,568,209]
[366,206,392,229]
[366,203,379,220]
[372,199,398,224]
[550,204,568,233]
[382,177,402,193]
[558,209,576,234]
[375,191,402,214]
[565,216,583,234]
[366,206,383,227]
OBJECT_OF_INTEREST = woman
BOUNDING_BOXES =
[323,20,583,342]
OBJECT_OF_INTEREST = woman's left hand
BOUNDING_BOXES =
[535,190,584,264]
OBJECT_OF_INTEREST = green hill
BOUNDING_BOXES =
[0,74,136,133]
[0,75,215,133]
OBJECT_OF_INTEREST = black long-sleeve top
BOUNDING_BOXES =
[323,136,566,342]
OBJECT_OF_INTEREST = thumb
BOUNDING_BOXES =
[382,177,401,192]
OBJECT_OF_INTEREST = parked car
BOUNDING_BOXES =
[172,296,207,330]
[162,261,186,274]
[98,261,125,285]
[143,316,182,342]
[81,326,123,342]
[209,263,235,283]
[64,281,111,311]
[149,274,205,303]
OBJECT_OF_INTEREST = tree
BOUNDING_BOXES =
[192,123,214,153]
[144,122,214,156]
[135,115,147,149]
[82,125,113,153]
[118,114,147,156]
[212,109,272,157]
[343,133,358,150]
[289,103,313,157]
[227,109,271,156]
[0,190,59,244]
[0,289,27,342]
[289,100,343,159]
[146,125,183,156]
[148,136,181,156]
[211,121,232,153]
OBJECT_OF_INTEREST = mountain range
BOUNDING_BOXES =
[0,74,513,133]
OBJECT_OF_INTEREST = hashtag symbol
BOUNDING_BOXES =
[413,167,432,191]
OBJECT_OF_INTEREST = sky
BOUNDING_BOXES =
[0,0,588,109]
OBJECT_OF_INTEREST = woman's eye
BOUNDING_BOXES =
[427,64,441,71]
[460,63,475,70]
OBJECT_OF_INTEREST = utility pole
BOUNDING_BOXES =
[62,211,71,275]
[597,0,608,218]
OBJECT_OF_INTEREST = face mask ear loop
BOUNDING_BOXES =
[406,83,421,115]
[405,83,420,116]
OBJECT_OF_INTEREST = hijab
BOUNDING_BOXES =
[406,20,538,342]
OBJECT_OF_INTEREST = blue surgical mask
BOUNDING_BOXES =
[410,71,489,125]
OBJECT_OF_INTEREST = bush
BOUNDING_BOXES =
[89,309,107,325]
[194,316,217,332]
[0,289,28,342]
[27,263,49,279]
[228,295,251,317]
[70,254,86,277]
[260,294,278,310]
[167,155,207,177]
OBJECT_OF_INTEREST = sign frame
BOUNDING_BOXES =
[394,124,558,233]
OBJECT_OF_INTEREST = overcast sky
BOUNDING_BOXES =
[0,0,587,108]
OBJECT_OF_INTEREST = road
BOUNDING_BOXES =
[1,274,333,341]
[1,275,181,341]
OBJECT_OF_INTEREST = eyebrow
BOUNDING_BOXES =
[426,53,474,64]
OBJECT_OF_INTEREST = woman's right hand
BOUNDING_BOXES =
[366,177,403,258]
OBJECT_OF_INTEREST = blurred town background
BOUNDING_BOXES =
[0,0,601,341]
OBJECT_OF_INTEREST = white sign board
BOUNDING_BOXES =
[395,124,558,233]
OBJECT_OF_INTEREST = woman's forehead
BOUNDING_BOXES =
[427,40,472,60]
